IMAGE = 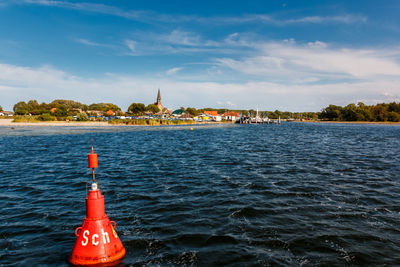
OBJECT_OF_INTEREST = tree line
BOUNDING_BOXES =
[7,99,163,121]
[10,100,124,121]
[320,102,400,122]
[180,102,400,122]
[12,100,123,115]
[3,99,400,122]
[180,107,318,120]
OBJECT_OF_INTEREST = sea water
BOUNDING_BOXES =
[1,122,400,265]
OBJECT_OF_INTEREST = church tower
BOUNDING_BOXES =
[154,88,164,112]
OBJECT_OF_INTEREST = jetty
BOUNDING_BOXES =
[236,116,281,124]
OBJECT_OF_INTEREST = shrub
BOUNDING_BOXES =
[13,116,40,122]
[39,113,56,121]
[77,112,89,121]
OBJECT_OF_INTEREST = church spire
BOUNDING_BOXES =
[154,88,164,112]
[157,88,161,103]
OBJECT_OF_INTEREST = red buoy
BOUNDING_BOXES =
[69,148,125,265]
[88,147,98,169]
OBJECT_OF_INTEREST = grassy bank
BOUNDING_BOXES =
[108,119,196,126]
[303,120,400,125]
[12,116,42,123]
[7,116,229,127]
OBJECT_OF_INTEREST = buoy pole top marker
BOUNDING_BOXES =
[88,146,98,182]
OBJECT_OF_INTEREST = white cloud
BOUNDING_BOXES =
[285,15,367,24]
[1,62,399,112]
[76,38,103,47]
[167,30,200,46]
[125,39,136,53]
[166,67,182,75]
[209,14,367,26]
[216,101,235,107]
[226,101,235,107]
[307,41,327,49]
[22,1,367,26]
[216,41,400,81]
[23,0,144,20]
[119,30,261,57]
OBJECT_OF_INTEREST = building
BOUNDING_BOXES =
[106,110,115,116]
[0,111,14,116]
[203,110,218,116]
[222,112,240,121]
[87,110,104,116]
[172,109,185,116]
[180,113,193,119]
[154,88,164,112]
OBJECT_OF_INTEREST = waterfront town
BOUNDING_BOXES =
[0,89,287,124]
[1,89,400,124]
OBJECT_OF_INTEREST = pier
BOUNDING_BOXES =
[236,116,281,124]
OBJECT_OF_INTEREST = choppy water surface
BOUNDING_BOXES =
[1,122,400,266]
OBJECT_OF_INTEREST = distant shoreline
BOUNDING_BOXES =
[302,120,400,125]
[0,118,232,127]
[2,118,399,127]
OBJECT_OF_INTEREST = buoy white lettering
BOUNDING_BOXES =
[92,234,99,246]
[82,230,89,246]
[101,228,110,244]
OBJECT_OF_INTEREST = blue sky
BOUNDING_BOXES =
[1,0,400,111]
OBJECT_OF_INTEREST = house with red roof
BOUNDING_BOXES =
[106,110,115,116]
[203,110,218,116]
[222,112,240,121]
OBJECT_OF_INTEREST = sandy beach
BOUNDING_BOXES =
[0,119,111,126]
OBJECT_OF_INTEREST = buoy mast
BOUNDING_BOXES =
[88,146,98,182]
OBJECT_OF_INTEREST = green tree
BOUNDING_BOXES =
[0,105,3,112]
[88,103,121,112]
[185,107,199,116]
[27,100,41,114]
[38,113,56,121]
[388,111,400,122]
[77,112,89,121]
[217,108,228,114]
[13,101,30,115]
[40,102,51,113]
[357,102,373,121]
[342,103,358,121]
[54,106,68,117]
[50,99,88,111]
[127,103,146,115]
[146,104,160,114]
[388,102,400,113]
[272,110,283,119]
[320,105,343,121]
[115,110,125,116]
[373,104,387,121]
